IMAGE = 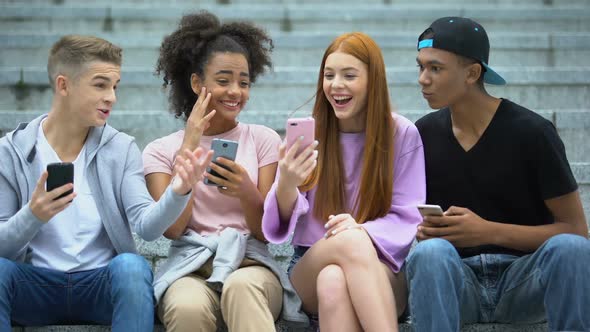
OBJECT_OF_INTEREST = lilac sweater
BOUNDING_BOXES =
[262,114,426,273]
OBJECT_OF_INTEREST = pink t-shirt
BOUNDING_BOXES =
[143,123,281,236]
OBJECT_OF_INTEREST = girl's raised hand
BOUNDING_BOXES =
[181,87,217,151]
[277,138,319,189]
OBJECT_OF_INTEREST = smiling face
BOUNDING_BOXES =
[322,51,369,132]
[192,52,250,127]
[416,47,472,110]
[60,61,120,128]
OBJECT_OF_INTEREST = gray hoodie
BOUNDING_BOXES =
[0,114,190,262]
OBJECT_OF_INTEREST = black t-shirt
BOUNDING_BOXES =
[416,99,578,257]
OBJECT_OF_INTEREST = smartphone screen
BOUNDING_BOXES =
[286,117,315,157]
[46,162,74,200]
[205,138,239,186]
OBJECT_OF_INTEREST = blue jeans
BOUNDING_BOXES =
[405,234,590,332]
[0,253,154,331]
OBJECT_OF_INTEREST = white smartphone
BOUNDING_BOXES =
[417,204,444,217]
[204,138,239,186]
[285,117,315,157]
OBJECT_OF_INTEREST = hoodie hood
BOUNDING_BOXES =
[7,114,120,166]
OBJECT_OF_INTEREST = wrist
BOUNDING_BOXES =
[180,136,200,152]
[171,176,192,196]
[277,177,296,194]
[239,182,263,203]
[480,219,498,246]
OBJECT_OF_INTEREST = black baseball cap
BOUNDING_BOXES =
[417,17,506,85]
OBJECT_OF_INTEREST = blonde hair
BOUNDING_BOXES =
[47,35,122,90]
[300,32,395,224]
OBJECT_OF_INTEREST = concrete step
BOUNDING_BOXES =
[10,322,549,332]
[11,322,304,332]
[4,0,588,5]
[2,32,589,68]
[0,108,589,163]
[2,67,590,111]
[1,4,589,34]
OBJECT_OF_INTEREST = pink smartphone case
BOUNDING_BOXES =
[286,117,315,156]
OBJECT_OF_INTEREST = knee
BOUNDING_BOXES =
[0,258,17,285]
[540,234,590,264]
[222,269,263,299]
[0,258,17,275]
[406,239,459,276]
[328,230,378,265]
[316,265,348,310]
[109,253,152,280]
[164,297,217,323]
[108,254,153,297]
[221,267,282,306]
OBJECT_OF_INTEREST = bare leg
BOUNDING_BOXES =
[290,229,399,332]
[317,265,363,332]
[381,263,407,318]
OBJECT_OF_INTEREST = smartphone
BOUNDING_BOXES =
[286,117,315,157]
[46,162,74,200]
[417,204,444,217]
[204,138,239,186]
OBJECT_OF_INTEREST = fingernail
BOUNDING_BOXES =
[324,223,329,229]
[324,232,329,238]
[313,140,319,146]
[299,136,304,140]
[331,230,337,235]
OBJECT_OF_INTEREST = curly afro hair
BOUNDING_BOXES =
[155,11,274,120]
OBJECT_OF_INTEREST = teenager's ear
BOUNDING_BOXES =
[190,73,203,94]
[466,63,483,85]
[55,75,68,97]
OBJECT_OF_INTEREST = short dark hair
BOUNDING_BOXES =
[47,35,122,90]
[156,11,274,120]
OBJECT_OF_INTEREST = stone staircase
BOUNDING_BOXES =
[2,0,589,331]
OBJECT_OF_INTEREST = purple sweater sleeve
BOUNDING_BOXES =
[362,123,426,273]
[262,179,310,244]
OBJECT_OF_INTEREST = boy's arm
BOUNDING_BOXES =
[121,143,192,241]
[0,172,74,259]
[145,172,194,240]
[488,190,587,250]
[418,190,587,251]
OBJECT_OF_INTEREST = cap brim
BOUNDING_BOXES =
[482,63,506,85]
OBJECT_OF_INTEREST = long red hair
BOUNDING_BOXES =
[300,32,395,224]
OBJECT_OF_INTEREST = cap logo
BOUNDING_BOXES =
[418,39,433,50]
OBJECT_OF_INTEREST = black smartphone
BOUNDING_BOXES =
[204,138,239,186]
[46,162,74,200]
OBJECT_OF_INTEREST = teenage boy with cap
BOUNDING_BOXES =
[405,17,590,331]
[0,35,213,330]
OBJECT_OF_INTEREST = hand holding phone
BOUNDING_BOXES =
[286,117,315,157]
[204,139,239,186]
[417,204,444,217]
[29,168,74,222]
[46,162,74,200]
